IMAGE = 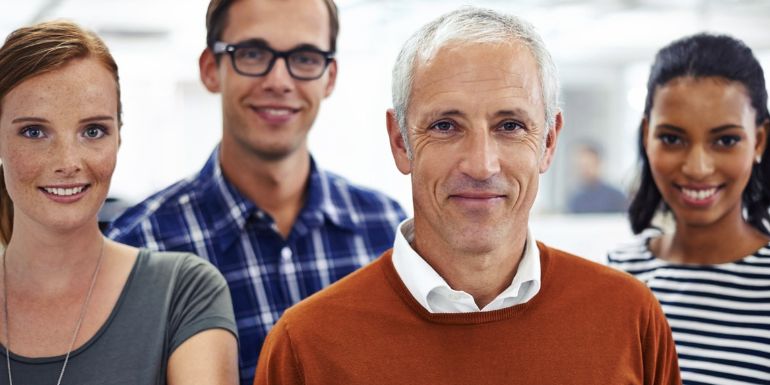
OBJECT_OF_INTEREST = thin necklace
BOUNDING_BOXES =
[2,238,105,385]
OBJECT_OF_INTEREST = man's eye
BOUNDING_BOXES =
[500,121,524,131]
[21,126,45,138]
[237,47,269,61]
[430,121,454,132]
[291,52,322,65]
[84,125,106,139]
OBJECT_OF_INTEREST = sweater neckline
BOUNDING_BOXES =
[379,243,552,325]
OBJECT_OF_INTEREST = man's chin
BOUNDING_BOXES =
[252,148,294,162]
[243,141,306,162]
[446,230,506,255]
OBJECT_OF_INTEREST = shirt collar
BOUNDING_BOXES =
[298,163,359,232]
[391,218,541,313]
[196,147,257,233]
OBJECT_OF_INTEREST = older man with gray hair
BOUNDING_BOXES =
[254,7,680,384]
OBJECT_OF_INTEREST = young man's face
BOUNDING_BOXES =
[202,0,337,161]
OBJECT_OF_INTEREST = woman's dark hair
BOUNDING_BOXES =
[629,33,770,235]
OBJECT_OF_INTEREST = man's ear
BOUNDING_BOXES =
[199,48,221,93]
[539,111,563,173]
[386,109,411,175]
[323,60,337,98]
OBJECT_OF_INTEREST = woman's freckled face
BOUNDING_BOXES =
[0,57,120,233]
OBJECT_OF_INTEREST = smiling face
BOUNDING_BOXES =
[0,57,119,234]
[388,41,561,257]
[644,76,767,230]
[201,0,337,162]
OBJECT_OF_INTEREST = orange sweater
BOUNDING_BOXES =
[255,243,681,385]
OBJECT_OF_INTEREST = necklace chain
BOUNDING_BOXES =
[2,238,105,385]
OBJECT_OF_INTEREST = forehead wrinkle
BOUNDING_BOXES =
[418,65,526,85]
[419,82,535,103]
[416,70,540,106]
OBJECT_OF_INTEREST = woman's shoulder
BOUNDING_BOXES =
[133,249,226,288]
[607,228,660,263]
[138,248,212,268]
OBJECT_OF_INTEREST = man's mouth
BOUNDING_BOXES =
[254,107,296,116]
[451,194,505,199]
[449,190,507,201]
[249,106,299,124]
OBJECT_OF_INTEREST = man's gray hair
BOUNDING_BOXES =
[391,7,561,156]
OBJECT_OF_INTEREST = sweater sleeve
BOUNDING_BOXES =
[254,319,304,385]
[643,299,682,385]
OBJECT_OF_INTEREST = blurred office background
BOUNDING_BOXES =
[2,0,769,261]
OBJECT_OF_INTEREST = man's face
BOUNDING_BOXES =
[387,41,561,257]
[201,0,336,161]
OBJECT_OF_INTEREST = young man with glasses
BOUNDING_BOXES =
[107,0,405,384]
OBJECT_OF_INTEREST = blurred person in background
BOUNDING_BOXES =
[567,141,627,213]
[107,0,405,383]
[0,21,237,385]
[608,33,770,384]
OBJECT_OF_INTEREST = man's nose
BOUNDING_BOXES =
[457,130,501,181]
[261,57,294,94]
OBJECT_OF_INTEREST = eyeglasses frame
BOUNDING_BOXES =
[213,41,335,81]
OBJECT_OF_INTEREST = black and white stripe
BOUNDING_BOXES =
[608,231,770,385]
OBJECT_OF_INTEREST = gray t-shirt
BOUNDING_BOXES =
[0,250,237,385]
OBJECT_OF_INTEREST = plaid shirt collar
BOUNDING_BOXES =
[192,147,359,249]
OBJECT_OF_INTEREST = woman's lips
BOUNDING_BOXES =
[676,184,722,207]
[39,184,90,203]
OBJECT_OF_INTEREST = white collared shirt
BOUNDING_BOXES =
[391,218,541,313]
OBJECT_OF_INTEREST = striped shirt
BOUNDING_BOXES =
[107,147,406,385]
[608,229,770,385]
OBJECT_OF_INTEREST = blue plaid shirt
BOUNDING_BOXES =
[107,147,406,384]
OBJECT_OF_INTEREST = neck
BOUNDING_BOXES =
[659,209,770,264]
[219,142,311,238]
[3,221,104,292]
[413,229,527,309]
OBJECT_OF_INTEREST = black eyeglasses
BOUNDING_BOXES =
[213,41,335,81]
